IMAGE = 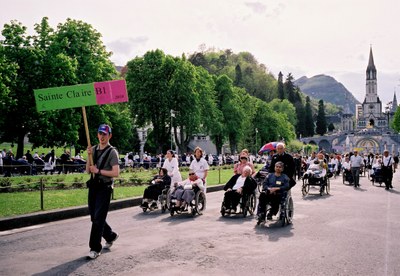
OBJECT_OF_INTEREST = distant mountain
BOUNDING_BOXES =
[294,74,360,114]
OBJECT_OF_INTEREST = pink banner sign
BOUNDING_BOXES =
[94,80,128,105]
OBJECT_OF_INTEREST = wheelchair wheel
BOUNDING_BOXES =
[285,195,294,225]
[324,178,330,195]
[302,179,309,196]
[247,193,256,216]
[195,191,206,215]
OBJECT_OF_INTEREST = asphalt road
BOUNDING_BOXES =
[1,171,399,276]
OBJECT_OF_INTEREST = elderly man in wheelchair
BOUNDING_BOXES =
[257,161,293,225]
[220,165,257,217]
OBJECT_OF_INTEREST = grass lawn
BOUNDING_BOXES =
[0,166,238,218]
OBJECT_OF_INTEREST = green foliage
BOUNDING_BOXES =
[286,140,305,153]
[392,108,400,132]
[189,49,277,102]
[267,99,297,127]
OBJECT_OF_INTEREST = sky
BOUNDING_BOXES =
[1,0,400,104]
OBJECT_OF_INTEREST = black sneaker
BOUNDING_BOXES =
[140,202,148,208]
[150,202,158,209]
[266,213,273,220]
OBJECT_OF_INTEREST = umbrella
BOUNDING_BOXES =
[258,141,280,155]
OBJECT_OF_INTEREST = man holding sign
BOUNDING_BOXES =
[86,124,120,259]
[34,80,128,259]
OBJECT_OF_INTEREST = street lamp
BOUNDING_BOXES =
[255,128,258,154]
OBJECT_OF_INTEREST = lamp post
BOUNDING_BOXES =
[255,128,258,154]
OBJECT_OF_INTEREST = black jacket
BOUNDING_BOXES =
[223,174,257,194]
[269,152,295,179]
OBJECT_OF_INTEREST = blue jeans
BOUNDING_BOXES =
[88,185,116,252]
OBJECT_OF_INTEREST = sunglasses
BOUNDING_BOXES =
[189,173,195,176]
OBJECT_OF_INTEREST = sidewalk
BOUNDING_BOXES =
[0,184,224,231]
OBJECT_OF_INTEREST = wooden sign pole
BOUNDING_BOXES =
[82,106,94,167]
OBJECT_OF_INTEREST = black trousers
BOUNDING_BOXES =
[223,190,243,209]
[258,190,282,216]
[88,185,116,252]
[143,184,164,201]
[381,166,393,189]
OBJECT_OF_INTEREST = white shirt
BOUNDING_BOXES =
[190,158,209,180]
[350,155,363,167]
[382,155,394,167]
[163,157,182,183]
[232,175,246,190]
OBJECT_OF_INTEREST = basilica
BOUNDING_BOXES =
[302,48,400,154]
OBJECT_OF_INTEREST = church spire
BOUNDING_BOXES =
[392,91,398,112]
[366,46,377,80]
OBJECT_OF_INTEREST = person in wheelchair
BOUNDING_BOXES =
[342,156,353,183]
[140,168,171,210]
[172,170,204,212]
[257,161,290,221]
[303,159,327,179]
[222,165,256,213]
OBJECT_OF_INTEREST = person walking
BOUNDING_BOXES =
[268,143,296,188]
[162,150,182,184]
[350,150,363,188]
[381,150,394,190]
[86,124,120,259]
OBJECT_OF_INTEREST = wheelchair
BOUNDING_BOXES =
[141,185,170,213]
[256,190,294,227]
[168,186,206,217]
[220,190,256,218]
[327,164,337,179]
[342,169,354,185]
[370,168,384,186]
[302,171,330,196]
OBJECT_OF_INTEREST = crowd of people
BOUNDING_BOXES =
[0,148,87,176]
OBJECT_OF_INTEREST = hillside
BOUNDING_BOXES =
[294,74,360,114]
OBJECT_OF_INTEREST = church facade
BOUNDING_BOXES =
[301,48,400,154]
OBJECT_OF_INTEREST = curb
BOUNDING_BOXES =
[0,184,224,231]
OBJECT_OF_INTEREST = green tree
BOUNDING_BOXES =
[126,50,172,154]
[304,96,314,137]
[316,99,327,136]
[267,99,297,127]
[392,108,400,132]
[169,56,202,154]
[284,73,296,104]
[234,64,242,87]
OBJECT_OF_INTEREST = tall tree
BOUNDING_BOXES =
[126,50,172,154]
[304,96,314,137]
[284,73,296,103]
[278,71,284,100]
[316,99,327,136]
[234,64,242,87]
